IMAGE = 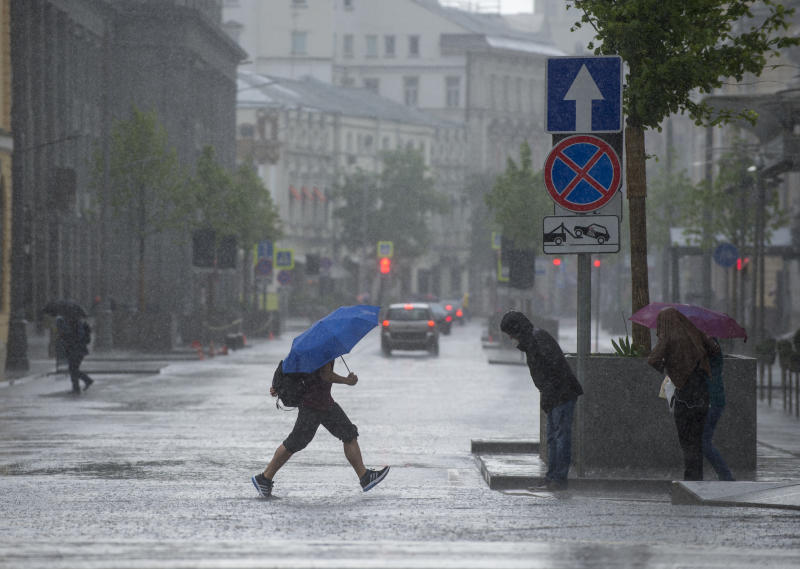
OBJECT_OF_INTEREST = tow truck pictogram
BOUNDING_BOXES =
[544,222,610,246]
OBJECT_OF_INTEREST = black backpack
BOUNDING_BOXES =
[271,360,309,409]
[79,321,92,346]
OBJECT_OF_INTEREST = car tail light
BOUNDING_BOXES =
[445,304,452,311]
[456,309,463,317]
[382,320,390,328]
[404,304,414,310]
[428,320,435,327]
[445,315,452,322]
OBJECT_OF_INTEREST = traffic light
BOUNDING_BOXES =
[379,257,391,274]
[593,259,601,268]
[552,258,562,267]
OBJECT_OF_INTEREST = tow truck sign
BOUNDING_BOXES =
[543,215,620,254]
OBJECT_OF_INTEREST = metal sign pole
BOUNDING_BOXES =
[576,253,592,477]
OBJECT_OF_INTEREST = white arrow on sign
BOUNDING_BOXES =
[563,65,604,133]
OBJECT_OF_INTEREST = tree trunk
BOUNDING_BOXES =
[625,125,651,353]
[138,234,146,313]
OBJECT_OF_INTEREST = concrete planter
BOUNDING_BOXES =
[541,354,757,479]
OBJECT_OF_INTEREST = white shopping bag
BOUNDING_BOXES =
[659,376,676,413]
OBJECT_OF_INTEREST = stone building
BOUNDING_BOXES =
[8,0,243,361]
[0,0,11,376]
[236,70,469,301]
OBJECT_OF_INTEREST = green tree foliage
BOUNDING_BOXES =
[570,0,799,351]
[93,106,188,311]
[189,147,282,247]
[679,142,788,251]
[333,147,449,259]
[484,141,552,250]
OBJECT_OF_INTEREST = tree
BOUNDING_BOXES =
[188,147,282,313]
[678,141,788,319]
[571,0,799,351]
[484,141,553,290]
[232,161,282,311]
[333,147,449,269]
[93,106,188,312]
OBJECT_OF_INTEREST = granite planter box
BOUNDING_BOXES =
[540,354,756,478]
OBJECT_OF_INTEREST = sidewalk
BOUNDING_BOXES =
[478,335,800,511]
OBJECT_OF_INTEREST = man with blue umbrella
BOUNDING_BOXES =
[252,305,390,498]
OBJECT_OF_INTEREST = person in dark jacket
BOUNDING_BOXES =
[55,315,94,394]
[500,311,583,490]
[647,307,719,481]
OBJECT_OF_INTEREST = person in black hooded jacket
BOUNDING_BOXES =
[500,310,583,490]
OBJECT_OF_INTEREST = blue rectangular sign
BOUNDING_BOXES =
[546,56,622,134]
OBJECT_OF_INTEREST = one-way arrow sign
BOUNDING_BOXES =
[546,56,622,134]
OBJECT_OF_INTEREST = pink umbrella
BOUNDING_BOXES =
[629,302,747,342]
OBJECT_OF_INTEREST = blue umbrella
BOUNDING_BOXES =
[283,305,380,374]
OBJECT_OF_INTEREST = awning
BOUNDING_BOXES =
[313,187,326,202]
[289,185,301,200]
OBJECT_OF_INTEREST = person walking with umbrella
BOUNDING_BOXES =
[251,306,389,498]
[647,308,720,480]
[44,300,94,394]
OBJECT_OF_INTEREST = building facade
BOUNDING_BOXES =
[236,71,469,302]
[9,0,243,362]
[0,0,11,376]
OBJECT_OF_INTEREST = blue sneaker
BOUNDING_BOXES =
[360,466,389,492]
[251,473,273,497]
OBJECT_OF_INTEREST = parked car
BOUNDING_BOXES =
[380,303,439,356]
[441,299,464,326]
[430,302,452,335]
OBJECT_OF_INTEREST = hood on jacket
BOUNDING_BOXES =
[500,311,535,350]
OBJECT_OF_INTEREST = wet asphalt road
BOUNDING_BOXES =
[1,320,799,568]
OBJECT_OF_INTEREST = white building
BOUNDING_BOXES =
[236,70,469,300]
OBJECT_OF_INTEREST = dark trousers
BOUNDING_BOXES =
[68,355,92,392]
[673,371,709,481]
[545,399,576,482]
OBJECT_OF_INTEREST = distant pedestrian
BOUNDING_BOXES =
[500,311,583,491]
[251,359,389,498]
[702,338,734,481]
[647,307,719,480]
[55,315,94,394]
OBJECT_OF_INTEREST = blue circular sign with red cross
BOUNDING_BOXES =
[544,134,622,212]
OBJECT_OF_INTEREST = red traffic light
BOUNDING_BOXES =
[379,257,391,274]
[736,257,750,271]
[552,258,562,266]
[593,259,601,268]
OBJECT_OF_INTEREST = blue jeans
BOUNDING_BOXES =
[546,399,576,482]
[702,406,734,481]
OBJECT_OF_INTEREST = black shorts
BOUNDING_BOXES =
[283,402,359,453]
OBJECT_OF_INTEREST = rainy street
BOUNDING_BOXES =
[1,320,799,569]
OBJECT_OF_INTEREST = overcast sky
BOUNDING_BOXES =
[500,0,534,13]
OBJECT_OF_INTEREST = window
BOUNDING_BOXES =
[384,35,395,57]
[408,35,420,57]
[363,77,380,93]
[365,35,378,58]
[291,31,307,55]
[445,76,460,108]
[343,0,353,9]
[403,76,419,106]
[343,34,354,58]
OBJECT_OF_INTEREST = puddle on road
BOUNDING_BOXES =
[0,459,186,479]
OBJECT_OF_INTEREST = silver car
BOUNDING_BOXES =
[380,303,439,356]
